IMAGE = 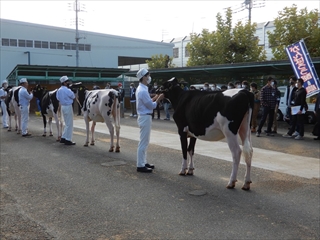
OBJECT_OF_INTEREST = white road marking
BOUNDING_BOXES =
[73,119,319,179]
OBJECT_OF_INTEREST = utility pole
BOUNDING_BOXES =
[226,0,265,23]
[75,0,80,67]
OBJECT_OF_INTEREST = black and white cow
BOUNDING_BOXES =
[77,86,121,152]
[159,77,254,190]
[32,84,62,141]
[6,86,22,133]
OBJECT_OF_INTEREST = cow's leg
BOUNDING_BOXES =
[178,130,188,175]
[83,116,90,147]
[52,113,61,141]
[14,114,19,133]
[104,118,115,152]
[238,114,253,190]
[48,117,53,136]
[187,137,197,175]
[90,121,96,145]
[7,111,12,131]
[42,114,47,137]
[225,134,242,189]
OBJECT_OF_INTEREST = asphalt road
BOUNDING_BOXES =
[1,112,319,240]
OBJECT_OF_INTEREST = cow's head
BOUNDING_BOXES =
[32,84,46,99]
[157,77,180,95]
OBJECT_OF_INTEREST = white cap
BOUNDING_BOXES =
[2,79,8,85]
[60,76,69,83]
[136,68,149,80]
[19,78,27,84]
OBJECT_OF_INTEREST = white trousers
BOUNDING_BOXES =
[1,100,8,127]
[20,105,29,135]
[137,115,152,167]
[61,105,73,141]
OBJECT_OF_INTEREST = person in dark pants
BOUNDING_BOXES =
[313,93,320,140]
[149,82,160,119]
[256,77,277,137]
[282,78,307,140]
[285,76,298,127]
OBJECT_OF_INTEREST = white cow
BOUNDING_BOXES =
[78,87,121,152]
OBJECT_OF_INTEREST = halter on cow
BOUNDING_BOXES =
[76,85,121,152]
[158,77,254,190]
[32,84,63,141]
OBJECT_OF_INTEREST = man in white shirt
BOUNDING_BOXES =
[18,78,33,136]
[0,79,9,128]
[56,76,76,145]
[136,68,164,173]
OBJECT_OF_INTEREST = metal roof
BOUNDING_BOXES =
[7,64,130,84]
[125,58,320,81]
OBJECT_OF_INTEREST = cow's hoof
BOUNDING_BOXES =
[90,141,95,146]
[241,181,252,191]
[8,129,11,132]
[84,142,89,147]
[49,132,53,136]
[42,134,46,137]
[226,180,237,189]
[115,147,120,152]
[187,168,194,175]
[109,148,114,152]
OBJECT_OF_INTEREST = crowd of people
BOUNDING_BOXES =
[1,73,319,174]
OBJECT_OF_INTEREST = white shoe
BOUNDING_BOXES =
[292,131,299,137]
[294,135,304,140]
[133,114,137,117]
[282,134,292,138]
[256,132,260,137]
[129,114,133,117]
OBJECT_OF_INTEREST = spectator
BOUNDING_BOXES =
[228,82,235,89]
[250,82,260,133]
[283,78,307,140]
[163,97,171,120]
[117,83,125,117]
[270,80,281,134]
[0,79,9,128]
[211,83,220,91]
[313,93,320,140]
[220,85,228,91]
[129,83,137,117]
[202,82,211,91]
[242,81,250,91]
[235,81,242,89]
[18,78,33,137]
[105,83,111,89]
[149,82,160,119]
[285,76,298,125]
[256,77,277,137]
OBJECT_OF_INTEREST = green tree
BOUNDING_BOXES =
[268,5,320,60]
[146,54,175,69]
[186,8,266,66]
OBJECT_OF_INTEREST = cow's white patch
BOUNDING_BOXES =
[222,88,241,97]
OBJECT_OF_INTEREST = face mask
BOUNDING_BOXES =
[271,82,274,86]
[227,86,231,89]
[154,85,157,89]
[130,86,132,89]
[3,83,8,89]
[295,83,298,88]
[203,87,207,90]
[237,85,241,88]
[212,87,216,90]
[147,76,151,84]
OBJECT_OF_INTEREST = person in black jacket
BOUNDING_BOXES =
[285,76,298,125]
[129,83,137,117]
[314,93,320,140]
[283,78,307,140]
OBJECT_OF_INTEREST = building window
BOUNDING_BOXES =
[84,44,91,51]
[35,40,41,48]
[173,48,179,58]
[42,41,48,48]
[64,43,71,50]
[10,39,17,47]
[2,38,9,46]
[79,44,85,51]
[26,40,33,47]
[57,42,64,49]
[71,43,76,50]
[185,48,190,57]
[50,42,57,49]
[18,39,26,47]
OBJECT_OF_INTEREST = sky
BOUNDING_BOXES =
[0,0,319,42]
